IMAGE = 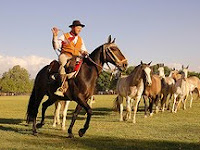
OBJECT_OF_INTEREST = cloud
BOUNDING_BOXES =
[0,54,52,78]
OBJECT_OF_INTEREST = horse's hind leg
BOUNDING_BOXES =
[36,98,57,128]
[123,96,132,121]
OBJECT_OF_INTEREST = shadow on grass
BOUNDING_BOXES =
[0,118,23,124]
[42,107,113,121]
[10,133,200,150]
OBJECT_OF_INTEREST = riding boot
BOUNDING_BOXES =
[54,74,68,97]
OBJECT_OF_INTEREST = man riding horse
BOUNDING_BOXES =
[52,20,88,97]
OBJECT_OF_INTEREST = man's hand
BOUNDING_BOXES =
[51,27,59,37]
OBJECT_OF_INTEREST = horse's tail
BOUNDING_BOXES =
[113,96,120,112]
[26,65,48,123]
[26,86,37,123]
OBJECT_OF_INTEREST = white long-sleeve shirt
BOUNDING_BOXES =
[53,33,87,52]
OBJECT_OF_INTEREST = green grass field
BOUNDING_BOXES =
[0,95,200,150]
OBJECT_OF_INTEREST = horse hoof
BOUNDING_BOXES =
[32,131,38,136]
[144,115,147,118]
[67,133,74,138]
[36,123,44,128]
[78,129,85,137]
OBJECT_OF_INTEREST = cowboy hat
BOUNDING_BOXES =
[69,20,85,28]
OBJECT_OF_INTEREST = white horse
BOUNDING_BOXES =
[115,61,152,123]
[172,65,190,113]
[53,96,95,130]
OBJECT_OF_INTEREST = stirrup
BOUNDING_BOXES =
[54,87,64,97]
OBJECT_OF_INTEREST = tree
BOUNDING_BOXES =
[0,65,33,93]
[96,71,111,92]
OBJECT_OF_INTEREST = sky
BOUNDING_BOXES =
[0,0,200,78]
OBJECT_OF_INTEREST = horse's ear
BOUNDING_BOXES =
[111,38,116,43]
[107,35,112,43]
[186,65,189,69]
[172,68,175,71]
[182,65,184,69]
[148,61,152,66]
[140,61,143,65]
[162,63,164,67]
[157,64,160,68]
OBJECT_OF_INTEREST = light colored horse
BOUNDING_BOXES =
[179,66,200,108]
[53,96,95,130]
[158,64,175,111]
[53,101,70,130]
[115,61,152,123]
[187,76,200,107]
[172,65,190,113]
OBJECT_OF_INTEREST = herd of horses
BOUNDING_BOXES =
[26,35,200,138]
[115,64,200,123]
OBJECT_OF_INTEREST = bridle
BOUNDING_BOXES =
[103,44,127,69]
[87,44,127,75]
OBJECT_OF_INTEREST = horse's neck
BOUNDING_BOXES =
[128,66,143,86]
[89,46,104,68]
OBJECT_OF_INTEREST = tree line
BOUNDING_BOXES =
[0,65,200,95]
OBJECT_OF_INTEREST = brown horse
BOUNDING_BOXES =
[158,64,175,111]
[143,73,162,117]
[115,61,152,123]
[26,35,128,137]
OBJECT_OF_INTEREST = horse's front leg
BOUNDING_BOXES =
[189,91,193,108]
[67,104,82,138]
[133,95,141,123]
[62,101,70,130]
[53,102,61,127]
[123,96,132,121]
[172,94,177,113]
[78,100,92,137]
[143,95,148,118]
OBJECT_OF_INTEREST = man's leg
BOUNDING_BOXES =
[54,53,71,97]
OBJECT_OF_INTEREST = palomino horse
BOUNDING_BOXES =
[143,71,161,117]
[26,35,128,137]
[187,77,200,107]
[172,65,190,113]
[115,61,152,123]
[179,66,200,108]
[158,64,175,111]
[53,96,95,130]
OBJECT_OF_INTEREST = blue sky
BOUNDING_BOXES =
[0,0,200,77]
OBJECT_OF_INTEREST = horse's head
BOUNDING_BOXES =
[157,63,165,78]
[181,65,189,79]
[141,61,152,86]
[103,35,128,71]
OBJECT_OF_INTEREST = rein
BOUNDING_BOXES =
[56,29,125,78]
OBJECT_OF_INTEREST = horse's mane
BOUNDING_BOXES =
[128,64,144,85]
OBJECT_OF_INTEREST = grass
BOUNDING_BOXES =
[0,95,200,150]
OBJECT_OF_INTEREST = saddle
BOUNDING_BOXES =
[48,56,83,82]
